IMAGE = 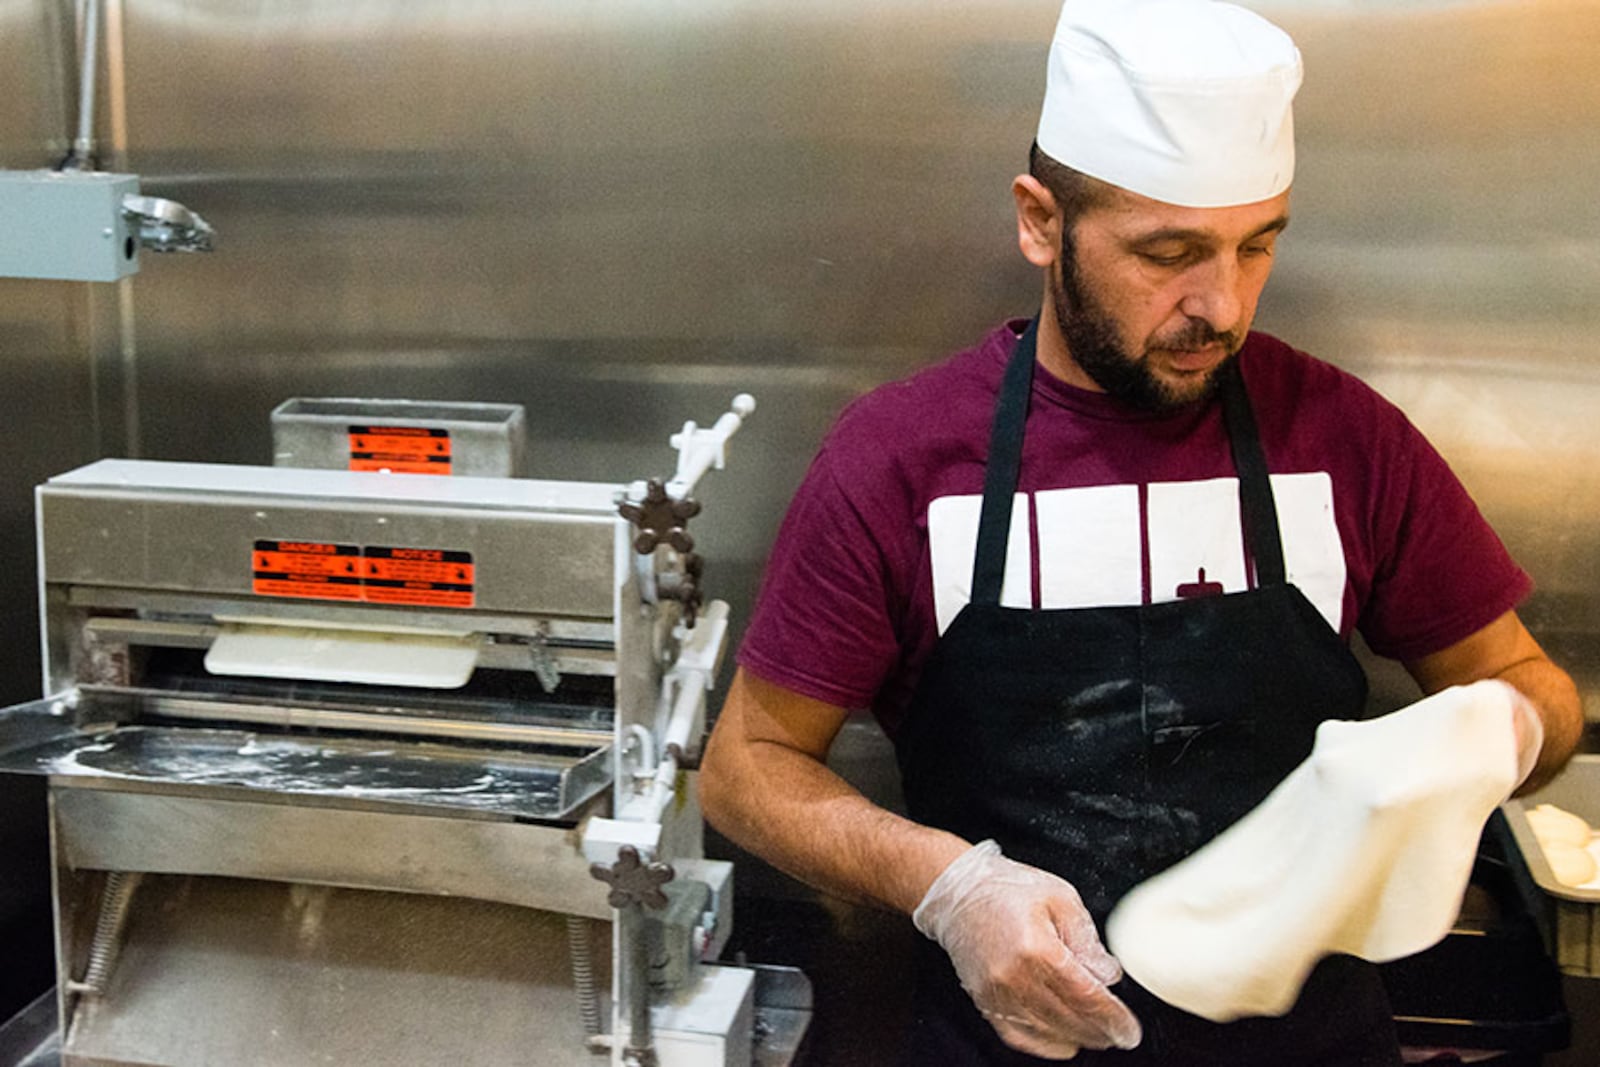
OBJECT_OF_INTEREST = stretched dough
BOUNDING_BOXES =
[1105,681,1520,1022]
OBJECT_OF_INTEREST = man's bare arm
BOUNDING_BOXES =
[1404,609,1582,793]
[698,667,970,914]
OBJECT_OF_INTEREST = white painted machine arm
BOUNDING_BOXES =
[587,601,731,844]
[664,395,755,500]
[646,600,729,816]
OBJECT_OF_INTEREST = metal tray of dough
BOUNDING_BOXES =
[1500,754,1600,974]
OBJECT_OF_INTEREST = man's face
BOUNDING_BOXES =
[1048,186,1291,413]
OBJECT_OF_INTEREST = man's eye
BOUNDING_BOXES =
[1242,244,1274,258]
[1138,251,1188,267]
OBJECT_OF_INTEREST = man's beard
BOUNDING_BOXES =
[1051,246,1242,414]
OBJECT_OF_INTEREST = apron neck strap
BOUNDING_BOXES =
[972,320,1039,605]
[970,319,1287,606]
[1218,360,1287,587]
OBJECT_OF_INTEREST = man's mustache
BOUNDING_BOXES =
[1154,320,1241,354]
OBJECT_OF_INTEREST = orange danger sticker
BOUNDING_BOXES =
[348,425,452,476]
[252,541,475,608]
[252,540,364,601]
[362,546,476,608]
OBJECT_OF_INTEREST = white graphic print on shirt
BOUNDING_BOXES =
[928,473,1344,636]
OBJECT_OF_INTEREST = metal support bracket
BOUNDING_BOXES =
[590,846,676,1067]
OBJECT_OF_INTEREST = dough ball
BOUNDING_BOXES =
[1542,841,1598,887]
[1526,803,1593,849]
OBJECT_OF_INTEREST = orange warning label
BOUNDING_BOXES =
[252,541,474,608]
[362,546,476,608]
[252,540,364,601]
[348,425,452,476]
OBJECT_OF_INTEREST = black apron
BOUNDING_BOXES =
[895,322,1402,1066]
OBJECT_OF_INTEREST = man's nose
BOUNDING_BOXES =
[1177,256,1245,336]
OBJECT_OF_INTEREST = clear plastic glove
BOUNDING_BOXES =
[913,840,1143,1059]
[1494,679,1545,789]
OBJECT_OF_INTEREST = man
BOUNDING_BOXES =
[699,1,1582,1063]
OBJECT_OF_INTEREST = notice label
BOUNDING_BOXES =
[252,542,475,608]
[363,546,476,608]
[252,540,364,601]
[348,425,452,475]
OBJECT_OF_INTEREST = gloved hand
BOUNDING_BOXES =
[1490,679,1545,789]
[913,840,1143,1059]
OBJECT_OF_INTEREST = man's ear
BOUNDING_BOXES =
[1012,175,1062,269]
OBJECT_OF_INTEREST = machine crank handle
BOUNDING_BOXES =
[665,394,755,500]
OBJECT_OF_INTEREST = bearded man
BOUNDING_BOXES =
[699,1,1580,1063]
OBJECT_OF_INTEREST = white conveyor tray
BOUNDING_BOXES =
[204,617,483,689]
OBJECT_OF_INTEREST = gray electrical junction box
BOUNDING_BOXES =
[0,169,141,282]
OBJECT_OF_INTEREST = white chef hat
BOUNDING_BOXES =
[1037,0,1302,208]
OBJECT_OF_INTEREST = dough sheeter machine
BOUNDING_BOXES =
[0,396,809,1067]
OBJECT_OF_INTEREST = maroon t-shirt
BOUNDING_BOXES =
[738,321,1531,736]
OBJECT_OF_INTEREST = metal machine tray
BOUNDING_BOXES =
[1501,753,1600,975]
[0,695,611,823]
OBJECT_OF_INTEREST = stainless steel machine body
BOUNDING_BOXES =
[0,410,806,1066]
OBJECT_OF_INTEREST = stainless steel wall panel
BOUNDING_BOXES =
[7,0,1600,701]
[1256,0,1600,712]
[0,0,73,162]
[91,0,1600,718]
[0,0,95,1025]
[119,1,1049,353]
[0,0,100,703]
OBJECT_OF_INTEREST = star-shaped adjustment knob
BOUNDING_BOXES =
[589,846,676,911]
[617,479,702,555]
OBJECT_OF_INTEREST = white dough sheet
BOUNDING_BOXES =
[1106,681,1521,1023]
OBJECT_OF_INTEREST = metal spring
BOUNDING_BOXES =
[566,914,603,1039]
[72,870,142,996]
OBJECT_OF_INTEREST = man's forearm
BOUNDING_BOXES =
[1496,656,1583,793]
[709,739,966,912]
[699,671,970,914]
[1405,611,1584,795]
